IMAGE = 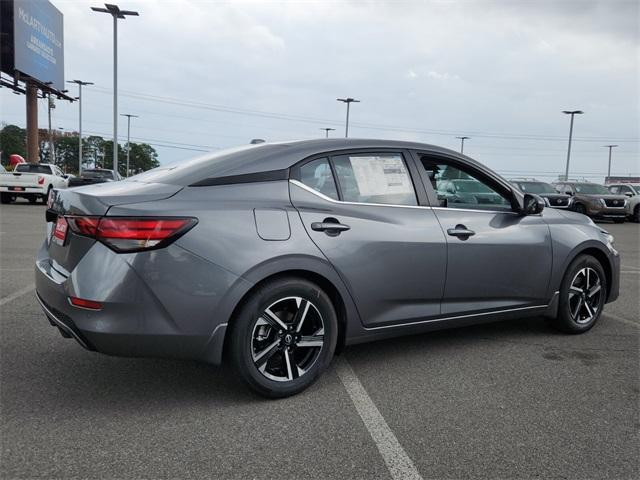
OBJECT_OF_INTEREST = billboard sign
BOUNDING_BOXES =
[12,0,64,90]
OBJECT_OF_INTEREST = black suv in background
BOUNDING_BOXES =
[553,181,627,222]
[510,179,572,209]
[68,169,121,188]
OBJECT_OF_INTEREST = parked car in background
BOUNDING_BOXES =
[553,181,627,223]
[0,163,68,204]
[68,169,121,188]
[607,183,640,223]
[435,177,509,209]
[37,139,620,397]
[510,179,572,209]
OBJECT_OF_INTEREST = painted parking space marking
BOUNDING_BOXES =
[334,356,423,480]
[0,284,35,308]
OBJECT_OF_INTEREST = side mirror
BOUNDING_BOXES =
[522,193,545,215]
[625,192,633,197]
[62,174,69,179]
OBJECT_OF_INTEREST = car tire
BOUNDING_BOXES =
[573,203,587,215]
[633,205,640,223]
[551,254,607,334]
[28,196,37,204]
[228,276,338,398]
[0,193,11,204]
[613,218,625,224]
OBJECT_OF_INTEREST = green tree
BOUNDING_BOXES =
[0,124,27,164]
[55,135,80,174]
[126,142,160,176]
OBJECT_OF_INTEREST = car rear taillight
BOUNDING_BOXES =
[37,175,45,185]
[66,216,197,252]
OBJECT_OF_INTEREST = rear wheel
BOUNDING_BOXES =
[551,254,606,334]
[0,193,11,204]
[229,277,338,398]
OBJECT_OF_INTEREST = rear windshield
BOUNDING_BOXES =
[83,170,113,179]
[15,164,52,174]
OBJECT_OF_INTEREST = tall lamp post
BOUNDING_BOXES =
[320,127,335,138]
[91,3,139,173]
[336,98,360,138]
[562,110,583,180]
[456,136,470,154]
[120,113,138,177]
[603,144,618,178]
[67,80,94,175]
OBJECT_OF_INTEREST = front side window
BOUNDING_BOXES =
[422,159,512,212]
[298,158,339,200]
[332,153,417,206]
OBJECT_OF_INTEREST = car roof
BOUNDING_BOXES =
[133,138,481,186]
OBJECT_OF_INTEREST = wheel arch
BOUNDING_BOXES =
[564,243,614,302]
[201,255,361,365]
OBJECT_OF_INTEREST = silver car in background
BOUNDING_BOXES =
[36,139,620,397]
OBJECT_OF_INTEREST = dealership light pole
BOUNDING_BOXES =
[91,3,139,173]
[320,127,335,138]
[603,144,618,178]
[67,80,94,174]
[337,98,360,138]
[562,110,583,180]
[456,136,470,154]
[121,113,138,177]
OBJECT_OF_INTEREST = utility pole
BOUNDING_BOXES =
[91,3,139,173]
[562,110,584,180]
[68,80,94,174]
[337,98,360,138]
[320,127,335,138]
[120,113,138,177]
[456,136,470,154]
[25,82,39,162]
[47,94,56,165]
[603,144,619,178]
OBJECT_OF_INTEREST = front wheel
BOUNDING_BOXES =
[551,254,607,334]
[228,277,338,398]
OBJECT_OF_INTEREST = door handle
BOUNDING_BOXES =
[311,219,350,236]
[447,224,475,238]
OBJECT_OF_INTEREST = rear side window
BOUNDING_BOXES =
[299,158,339,200]
[332,153,417,206]
[15,164,52,174]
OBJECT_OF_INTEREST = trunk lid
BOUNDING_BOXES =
[0,172,41,187]
[46,181,183,274]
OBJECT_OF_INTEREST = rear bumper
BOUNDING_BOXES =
[34,239,242,363]
[0,186,47,195]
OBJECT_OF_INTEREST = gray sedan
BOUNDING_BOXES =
[36,139,620,397]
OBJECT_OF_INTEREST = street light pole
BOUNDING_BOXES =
[120,113,138,177]
[337,98,360,138]
[562,110,584,180]
[456,136,470,154]
[67,80,94,175]
[320,127,335,138]
[603,144,619,178]
[91,3,139,173]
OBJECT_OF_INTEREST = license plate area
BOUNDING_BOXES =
[52,216,68,246]
[9,187,25,191]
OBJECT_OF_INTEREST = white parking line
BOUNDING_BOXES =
[0,283,35,308]
[621,270,640,274]
[334,356,423,480]
[605,312,639,328]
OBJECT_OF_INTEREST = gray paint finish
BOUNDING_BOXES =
[35,139,620,368]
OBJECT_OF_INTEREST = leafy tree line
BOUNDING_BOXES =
[0,124,160,176]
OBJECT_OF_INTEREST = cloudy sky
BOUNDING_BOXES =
[1,0,638,181]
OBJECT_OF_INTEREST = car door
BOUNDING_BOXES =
[289,151,447,328]
[413,153,553,316]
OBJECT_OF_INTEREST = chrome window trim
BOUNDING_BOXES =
[290,180,521,215]
[289,179,431,210]
[363,304,548,331]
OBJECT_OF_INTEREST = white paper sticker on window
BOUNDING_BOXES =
[349,155,413,197]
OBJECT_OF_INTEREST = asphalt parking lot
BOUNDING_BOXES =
[1,201,638,480]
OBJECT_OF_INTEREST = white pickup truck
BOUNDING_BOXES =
[0,163,69,204]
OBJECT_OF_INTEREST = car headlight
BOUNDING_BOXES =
[600,229,617,253]
[623,199,628,207]
[543,197,551,207]
[598,198,606,207]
